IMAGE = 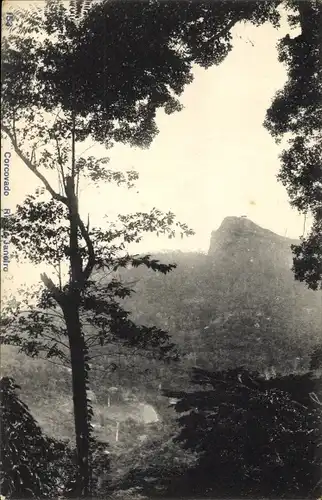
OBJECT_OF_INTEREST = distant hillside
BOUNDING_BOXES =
[120,217,321,375]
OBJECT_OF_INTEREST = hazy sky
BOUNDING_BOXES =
[2,5,304,291]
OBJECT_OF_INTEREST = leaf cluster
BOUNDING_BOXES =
[0,377,75,498]
[264,1,322,290]
[166,367,322,498]
[3,0,280,149]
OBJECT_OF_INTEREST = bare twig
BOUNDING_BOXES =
[38,332,70,351]
[76,143,96,159]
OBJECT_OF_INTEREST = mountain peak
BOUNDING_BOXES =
[218,216,263,233]
[208,217,297,256]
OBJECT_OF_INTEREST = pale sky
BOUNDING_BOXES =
[1,5,305,293]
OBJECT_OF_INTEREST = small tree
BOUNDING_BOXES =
[1,182,194,496]
[1,3,191,493]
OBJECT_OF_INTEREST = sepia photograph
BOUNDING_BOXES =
[1,0,321,499]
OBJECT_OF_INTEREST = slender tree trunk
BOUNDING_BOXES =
[64,115,92,495]
[64,304,91,497]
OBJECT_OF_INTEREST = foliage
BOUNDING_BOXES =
[311,345,322,371]
[0,375,111,499]
[90,439,111,496]
[292,217,322,291]
[1,199,187,364]
[111,421,198,497]
[0,376,76,499]
[166,367,322,498]
[0,183,188,495]
[2,0,281,148]
[264,0,322,291]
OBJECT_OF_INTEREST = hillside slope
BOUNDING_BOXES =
[121,217,321,374]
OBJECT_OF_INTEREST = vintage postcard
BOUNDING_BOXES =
[1,0,321,499]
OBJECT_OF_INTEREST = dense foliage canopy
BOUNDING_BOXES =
[3,0,280,148]
[166,368,322,498]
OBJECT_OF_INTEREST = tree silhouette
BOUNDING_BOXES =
[264,1,322,373]
[264,0,322,291]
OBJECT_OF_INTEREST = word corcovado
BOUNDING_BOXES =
[3,152,11,197]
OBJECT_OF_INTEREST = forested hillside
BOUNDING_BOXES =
[120,217,321,376]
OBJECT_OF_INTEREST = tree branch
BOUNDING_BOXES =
[14,309,64,321]
[39,332,70,351]
[297,1,316,41]
[37,356,70,369]
[1,124,68,204]
[40,272,64,303]
[210,17,240,42]
[77,215,96,282]
[55,135,67,194]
